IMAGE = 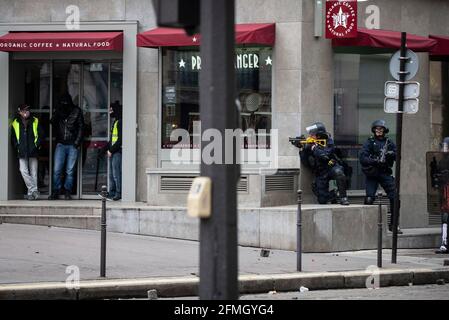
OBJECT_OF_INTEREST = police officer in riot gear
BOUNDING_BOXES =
[299,122,350,206]
[432,137,449,254]
[360,120,400,232]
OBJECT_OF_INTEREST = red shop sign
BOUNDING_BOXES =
[325,1,357,39]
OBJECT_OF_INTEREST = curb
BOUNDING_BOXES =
[1,268,449,300]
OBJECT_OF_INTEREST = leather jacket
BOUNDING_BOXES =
[51,106,84,146]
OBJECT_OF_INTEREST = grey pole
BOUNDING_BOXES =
[297,190,303,272]
[199,0,239,299]
[392,32,407,264]
[377,192,383,268]
[100,185,108,277]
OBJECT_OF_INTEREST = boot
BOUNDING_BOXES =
[364,196,375,205]
[340,197,350,206]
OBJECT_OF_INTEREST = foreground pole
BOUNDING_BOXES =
[391,32,406,264]
[377,192,383,268]
[100,185,108,277]
[297,190,302,271]
[199,0,239,299]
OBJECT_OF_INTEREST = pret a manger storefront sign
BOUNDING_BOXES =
[179,52,272,71]
[325,0,357,39]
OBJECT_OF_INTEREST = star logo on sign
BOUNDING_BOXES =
[179,58,186,68]
[265,56,272,65]
[192,36,197,42]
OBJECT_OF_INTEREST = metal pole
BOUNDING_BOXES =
[392,32,407,264]
[297,190,303,271]
[100,185,108,277]
[199,0,239,299]
[377,192,383,268]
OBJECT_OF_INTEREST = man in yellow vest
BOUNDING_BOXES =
[11,104,44,200]
[106,101,122,201]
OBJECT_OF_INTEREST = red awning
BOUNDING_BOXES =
[429,35,449,56]
[137,23,275,48]
[332,28,437,52]
[0,32,123,52]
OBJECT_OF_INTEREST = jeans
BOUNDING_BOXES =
[109,152,122,198]
[19,157,38,195]
[53,143,78,193]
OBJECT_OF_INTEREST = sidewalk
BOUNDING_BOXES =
[0,223,448,299]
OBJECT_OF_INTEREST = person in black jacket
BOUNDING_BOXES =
[359,119,400,233]
[106,101,122,201]
[11,104,44,200]
[299,122,350,206]
[48,94,84,200]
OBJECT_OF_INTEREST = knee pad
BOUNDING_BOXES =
[443,212,449,224]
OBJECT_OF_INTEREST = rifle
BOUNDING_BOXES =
[289,135,327,148]
[378,139,389,164]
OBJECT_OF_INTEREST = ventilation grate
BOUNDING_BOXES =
[265,175,295,192]
[159,175,249,193]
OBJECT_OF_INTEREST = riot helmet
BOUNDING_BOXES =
[306,122,326,136]
[371,119,389,135]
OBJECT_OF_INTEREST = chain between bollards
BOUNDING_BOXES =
[100,185,108,278]
[297,189,302,272]
[377,192,383,268]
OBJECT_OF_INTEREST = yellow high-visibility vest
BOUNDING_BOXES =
[12,117,39,146]
[111,120,119,145]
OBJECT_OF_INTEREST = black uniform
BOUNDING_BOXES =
[299,122,350,205]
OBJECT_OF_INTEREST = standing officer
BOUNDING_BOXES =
[11,104,44,200]
[360,119,400,233]
[431,137,449,254]
[299,122,350,206]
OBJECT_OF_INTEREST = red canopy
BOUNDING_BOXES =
[0,32,123,52]
[430,35,449,56]
[137,23,275,48]
[332,28,437,52]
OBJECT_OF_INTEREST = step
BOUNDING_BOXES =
[0,215,100,231]
[384,228,441,249]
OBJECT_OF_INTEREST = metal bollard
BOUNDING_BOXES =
[297,189,302,272]
[377,192,383,268]
[100,185,108,277]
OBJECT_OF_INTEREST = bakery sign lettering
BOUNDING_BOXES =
[325,0,358,39]
[178,53,272,71]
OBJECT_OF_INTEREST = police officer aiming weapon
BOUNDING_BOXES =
[291,122,350,206]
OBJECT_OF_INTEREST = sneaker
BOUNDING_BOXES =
[112,195,121,201]
[435,245,449,254]
[340,197,350,206]
[64,190,72,200]
[31,191,39,200]
[26,194,34,201]
[388,225,403,234]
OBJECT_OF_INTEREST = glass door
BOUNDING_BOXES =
[12,60,122,199]
[80,62,110,196]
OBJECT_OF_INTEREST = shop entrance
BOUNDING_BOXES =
[11,60,123,199]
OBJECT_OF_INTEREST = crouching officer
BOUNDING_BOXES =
[297,122,350,206]
[360,120,400,233]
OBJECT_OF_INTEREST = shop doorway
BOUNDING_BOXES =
[11,60,123,199]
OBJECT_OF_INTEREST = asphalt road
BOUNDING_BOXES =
[159,284,449,300]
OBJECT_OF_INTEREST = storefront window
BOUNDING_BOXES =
[333,53,397,190]
[430,60,449,150]
[161,46,272,149]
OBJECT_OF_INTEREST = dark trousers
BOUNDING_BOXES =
[365,174,395,201]
[315,164,347,204]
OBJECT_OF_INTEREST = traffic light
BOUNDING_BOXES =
[152,0,200,35]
